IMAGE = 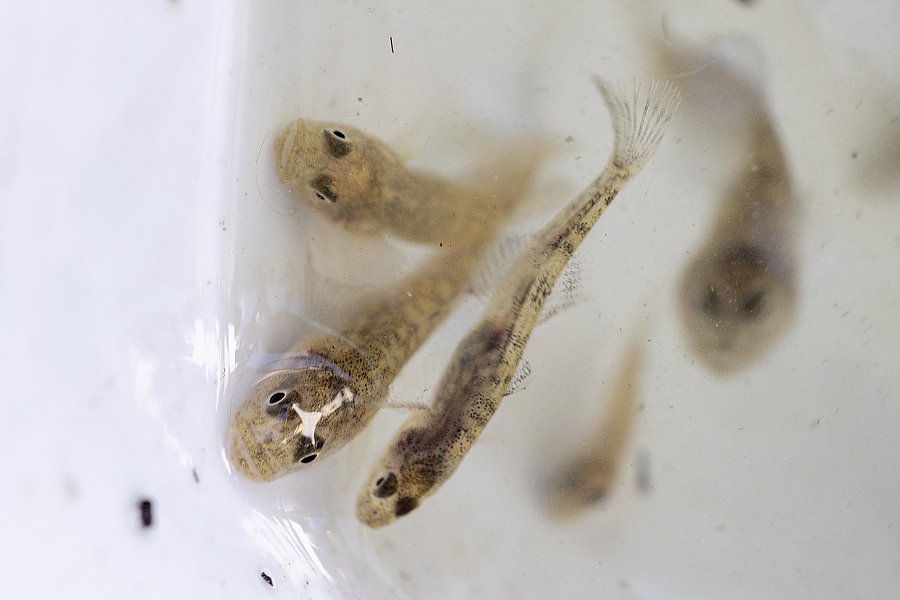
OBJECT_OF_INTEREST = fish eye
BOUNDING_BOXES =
[323,128,352,158]
[373,472,399,498]
[699,286,721,316]
[298,453,318,464]
[311,174,338,203]
[266,391,289,407]
[741,291,766,318]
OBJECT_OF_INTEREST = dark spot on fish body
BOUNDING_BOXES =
[486,326,508,352]
[573,221,590,238]
[395,496,419,517]
[260,571,274,587]
[138,498,153,528]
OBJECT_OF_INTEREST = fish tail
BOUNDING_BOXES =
[593,77,681,175]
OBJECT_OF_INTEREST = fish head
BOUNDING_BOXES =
[542,455,616,519]
[229,360,364,481]
[356,436,440,527]
[274,119,394,234]
[679,242,795,373]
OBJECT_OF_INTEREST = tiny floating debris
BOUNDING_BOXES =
[137,498,153,528]
[260,571,274,587]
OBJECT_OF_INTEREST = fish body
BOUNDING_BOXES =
[275,119,539,245]
[356,79,680,527]
[672,37,798,373]
[543,335,645,518]
[231,144,544,481]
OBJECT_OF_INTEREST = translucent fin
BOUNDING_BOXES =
[383,400,431,412]
[468,231,585,323]
[593,77,681,173]
[503,357,533,397]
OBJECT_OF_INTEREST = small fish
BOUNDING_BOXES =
[275,119,542,245]
[672,37,798,373]
[542,335,644,518]
[230,150,544,482]
[356,79,680,527]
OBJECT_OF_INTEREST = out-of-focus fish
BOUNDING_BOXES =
[275,119,544,245]
[543,335,644,518]
[230,146,545,482]
[355,79,680,527]
[672,36,798,373]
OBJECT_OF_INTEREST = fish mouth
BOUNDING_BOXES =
[355,487,402,528]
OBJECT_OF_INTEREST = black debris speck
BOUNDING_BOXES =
[260,571,274,587]
[192,468,200,483]
[138,498,153,528]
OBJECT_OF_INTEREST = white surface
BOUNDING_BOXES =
[2,1,900,599]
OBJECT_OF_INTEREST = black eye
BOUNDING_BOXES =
[299,453,318,464]
[742,291,766,318]
[323,128,352,158]
[373,472,399,498]
[699,286,721,316]
[266,391,288,406]
[311,174,337,203]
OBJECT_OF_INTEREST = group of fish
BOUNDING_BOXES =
[229,32,798,528]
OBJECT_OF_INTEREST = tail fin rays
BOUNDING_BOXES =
[593,77,681,174]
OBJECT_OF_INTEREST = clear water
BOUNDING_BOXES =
[223,1,900,598]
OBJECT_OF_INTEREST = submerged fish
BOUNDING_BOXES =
[356,79,680,527]
[275,119,543,245]
[672,38,798,373]
[543,335,644,518]
[230,149,544,482]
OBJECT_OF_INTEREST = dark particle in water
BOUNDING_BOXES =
[390,36,394,54]
[192,468,200,483]
[138,498,153,528]
[260,572,274,587]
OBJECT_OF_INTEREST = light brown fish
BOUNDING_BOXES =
[230,147,544,482]
[275,119,542,245]
[543,335,645,518]
[672,37,798,373]
[356,79,680,527]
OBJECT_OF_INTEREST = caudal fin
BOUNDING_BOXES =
[593,77,681,174]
